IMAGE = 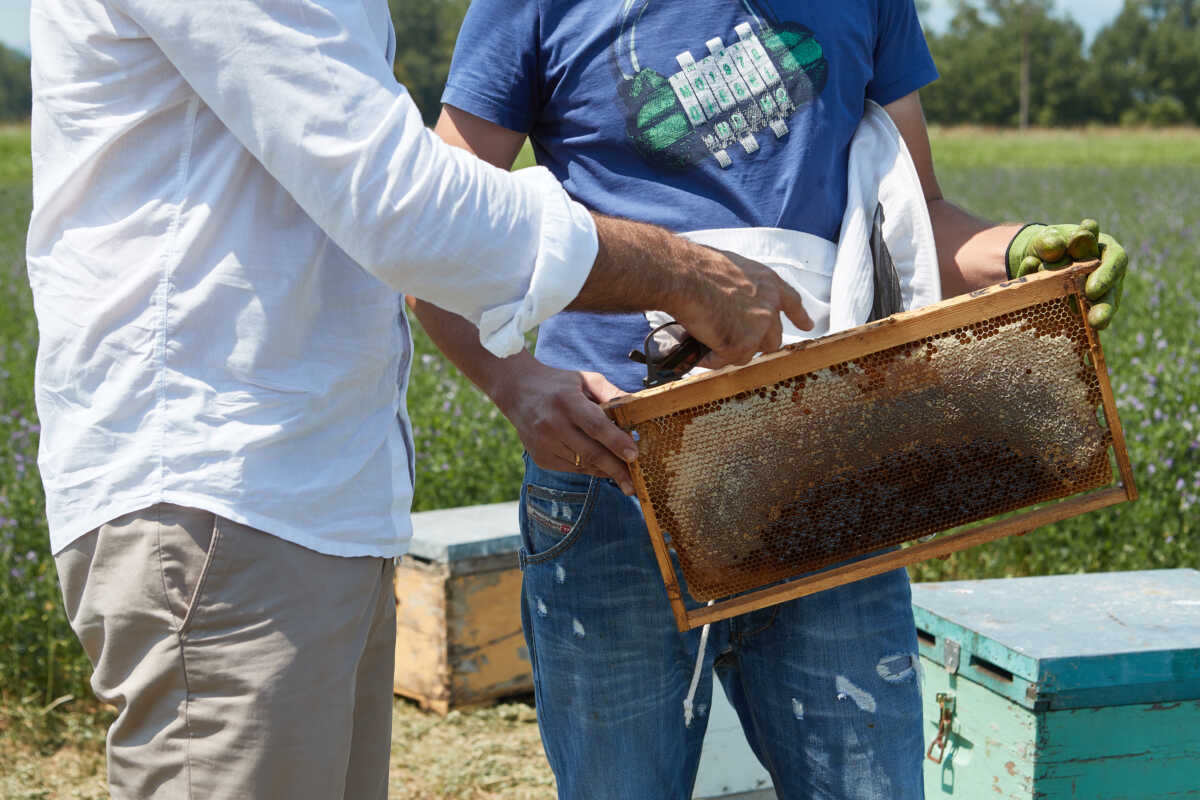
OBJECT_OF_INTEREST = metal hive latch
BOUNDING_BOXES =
[926,692,956,764]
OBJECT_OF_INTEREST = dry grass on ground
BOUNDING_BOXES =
[0,699,110,800]
[0,697,555,800]
[389,696,554,800]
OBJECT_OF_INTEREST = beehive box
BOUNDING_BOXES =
[393,502,531,713]
[912,569,1200,799]
[695,690,775,799]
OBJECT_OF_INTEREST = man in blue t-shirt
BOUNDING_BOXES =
[411,2,1128,797]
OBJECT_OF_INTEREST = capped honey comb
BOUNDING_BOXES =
[605,265,1136,631]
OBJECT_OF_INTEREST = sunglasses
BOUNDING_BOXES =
[627,321,710,388]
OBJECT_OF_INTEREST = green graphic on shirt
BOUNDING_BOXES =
[612,2,828,170]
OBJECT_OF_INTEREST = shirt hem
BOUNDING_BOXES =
[49,493,413,559]
[867,65,940,109]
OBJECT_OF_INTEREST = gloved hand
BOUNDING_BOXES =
[1005,219,1128,330]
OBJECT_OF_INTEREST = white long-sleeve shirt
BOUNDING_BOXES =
[27,0,598,556]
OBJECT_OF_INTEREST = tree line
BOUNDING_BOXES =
[2,1,1198,126]
[921,0,1200,127]
[0,44,31,122]
[390,0,1200,128]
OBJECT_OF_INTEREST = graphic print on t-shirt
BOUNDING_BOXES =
[612,0,828,170]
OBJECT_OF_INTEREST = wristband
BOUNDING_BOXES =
[1004,222,1046,280]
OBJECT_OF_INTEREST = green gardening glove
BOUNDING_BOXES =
[1005,219,1129,331]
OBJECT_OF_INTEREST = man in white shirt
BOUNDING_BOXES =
[27,0,812,797]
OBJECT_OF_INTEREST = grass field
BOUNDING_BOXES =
[2,123,1198,797]
[927,125,1200,168]
[513,125,1200,171]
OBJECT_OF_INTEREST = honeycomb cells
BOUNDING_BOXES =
[634,296,1113,603]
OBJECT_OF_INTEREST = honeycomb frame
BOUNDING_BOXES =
[604,264,1136,632]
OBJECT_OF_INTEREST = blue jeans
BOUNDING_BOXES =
[518,456,925,800]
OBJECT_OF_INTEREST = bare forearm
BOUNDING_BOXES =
[407,297,532,410]
[883,93,1018,297]
[407,295,639,490]
[570,214,689,313]
[574,213,810,364]
[928,197,1018,296]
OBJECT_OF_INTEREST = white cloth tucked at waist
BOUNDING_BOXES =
[649,100,941,366]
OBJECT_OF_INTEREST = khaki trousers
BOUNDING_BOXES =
[54,504,396,799]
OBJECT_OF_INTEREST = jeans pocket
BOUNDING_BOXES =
[520,479,597,566]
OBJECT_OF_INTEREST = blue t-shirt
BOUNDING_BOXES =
[443,0,938,392]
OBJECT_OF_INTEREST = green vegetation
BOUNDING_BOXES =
[2,121,1199,791]
[922,0,1200,127]
[0,46,31,123]
[406,334,526,513]
[928,126,1200,168]
[0,129,86,714]
[910,155,1199,581]
[513,139,536,171]
[388,0,470,125]
[0,125,31,182]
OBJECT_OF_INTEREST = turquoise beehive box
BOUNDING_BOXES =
[911,569,1200,799]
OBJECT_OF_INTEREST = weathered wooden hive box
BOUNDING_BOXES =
[912,569,1200,799]
[392,501,531,714]
[391,504,780,798]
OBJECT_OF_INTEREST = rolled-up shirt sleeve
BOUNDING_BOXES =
[111,0,596,357]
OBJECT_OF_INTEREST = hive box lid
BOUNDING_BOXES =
[911,569,1200,711]
[406,502,521,564]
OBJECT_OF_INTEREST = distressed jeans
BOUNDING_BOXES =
[518,456,925,800]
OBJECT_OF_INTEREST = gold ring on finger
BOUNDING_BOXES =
[574,452,582,468]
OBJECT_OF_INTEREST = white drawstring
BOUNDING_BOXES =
[682,602,715,727]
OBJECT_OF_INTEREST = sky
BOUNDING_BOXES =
[1,0,31,55]
[922,0,1126,45]
[0,0,1128,57]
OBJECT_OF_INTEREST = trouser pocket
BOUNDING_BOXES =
[155,504,222,632]
[518,455,599,567]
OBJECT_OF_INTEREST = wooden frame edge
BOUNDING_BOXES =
[627,451,691,632]
[608,264,1134,633]
[604,263,1097,427]
[1075,277,1139,503]
[677,486,1131,631]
